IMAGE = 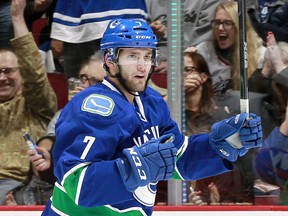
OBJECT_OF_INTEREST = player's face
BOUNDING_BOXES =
[117,48,153,92]
[213,8,236,50]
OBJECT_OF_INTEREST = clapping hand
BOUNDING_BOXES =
[263,32,286,77]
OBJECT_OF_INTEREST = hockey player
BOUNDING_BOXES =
[42,19,263,216]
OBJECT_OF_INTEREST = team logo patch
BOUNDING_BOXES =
[81,94,115,116]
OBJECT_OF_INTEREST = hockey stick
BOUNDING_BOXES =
[225,0,250,150]
[238,0,249,114]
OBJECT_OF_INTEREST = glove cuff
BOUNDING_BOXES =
[208,138,238,162]
[116,147,151,191]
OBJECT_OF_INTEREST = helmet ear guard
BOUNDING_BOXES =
[107,48,115,62]
[102,50,116,74]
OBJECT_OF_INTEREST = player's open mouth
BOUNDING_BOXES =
[135,75,145,79]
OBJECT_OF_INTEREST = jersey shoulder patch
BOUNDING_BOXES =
[81,94,115,116]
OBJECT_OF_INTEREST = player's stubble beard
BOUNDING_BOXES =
[115,64,155,96]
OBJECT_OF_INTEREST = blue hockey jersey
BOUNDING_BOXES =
[42,78,232,216]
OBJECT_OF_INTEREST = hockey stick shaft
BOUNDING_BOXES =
[238,0,249,114]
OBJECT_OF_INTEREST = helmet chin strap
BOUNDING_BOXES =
[113,64,155,97]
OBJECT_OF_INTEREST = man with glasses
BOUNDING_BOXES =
[79,52,106,89]
[0,0,57,205]
[68,52,106,100]
[0,54,21,102]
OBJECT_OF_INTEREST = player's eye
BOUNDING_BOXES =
[144,55,152,62]
[127,54,138,60]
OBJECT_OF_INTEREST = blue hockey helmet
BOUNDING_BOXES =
[100,19,158,65]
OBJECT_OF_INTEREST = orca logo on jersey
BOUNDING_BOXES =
[133,183,157,207]
[128,148,147,181]
[82,94,115,116]
[109,20,120,29]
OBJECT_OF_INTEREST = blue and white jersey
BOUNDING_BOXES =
[42,78,231,216]
[51,0,148,43]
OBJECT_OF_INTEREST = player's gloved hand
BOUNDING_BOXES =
[209,113,262,162]
[116,133,177,192]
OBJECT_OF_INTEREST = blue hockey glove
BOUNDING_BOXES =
[116,133,177,192]
[209,113,262,162]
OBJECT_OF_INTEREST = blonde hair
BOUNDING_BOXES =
[214,1,263,90]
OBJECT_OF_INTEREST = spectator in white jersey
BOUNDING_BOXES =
[50,0,148,79]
